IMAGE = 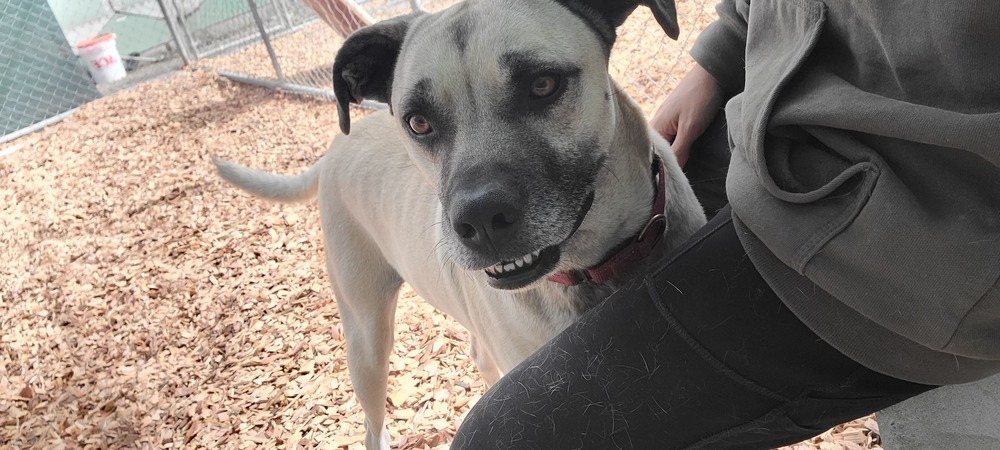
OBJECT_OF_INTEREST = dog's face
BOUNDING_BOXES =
[394,1,616,290]
[333,0,678,290]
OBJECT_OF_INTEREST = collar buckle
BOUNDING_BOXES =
[636,213,666,247]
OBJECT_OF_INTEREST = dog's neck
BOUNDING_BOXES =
[515,82,668,314]
[573,81,664,274]
[548,153,665,286]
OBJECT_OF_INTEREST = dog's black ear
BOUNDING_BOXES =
[643,0,679,40]
[556,0,679,45]
[332,12,422,134]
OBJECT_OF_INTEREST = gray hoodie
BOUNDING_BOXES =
[691,0,1000,384]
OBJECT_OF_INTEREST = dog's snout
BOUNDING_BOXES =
[450,184,524,253]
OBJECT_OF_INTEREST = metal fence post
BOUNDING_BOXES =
[246,0,284,82]
[155,0,193,65]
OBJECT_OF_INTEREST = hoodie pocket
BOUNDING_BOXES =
[727,0,881,272]
[736,0,832,204]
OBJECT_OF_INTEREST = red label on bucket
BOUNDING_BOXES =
[92,55,120,69]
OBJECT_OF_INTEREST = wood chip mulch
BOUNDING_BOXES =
[2,3,882,449]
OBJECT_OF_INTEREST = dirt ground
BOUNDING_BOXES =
[3,3,882,450]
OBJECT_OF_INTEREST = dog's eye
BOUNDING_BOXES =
[529,75,560,98]
[407,115,433,135]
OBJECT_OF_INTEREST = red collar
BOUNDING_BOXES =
[548,155,668,286]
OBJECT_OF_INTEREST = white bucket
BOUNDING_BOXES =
[77,33,127,84]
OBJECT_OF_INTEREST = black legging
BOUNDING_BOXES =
[451,115,934,449]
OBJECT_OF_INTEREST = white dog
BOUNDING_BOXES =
[214,0,705,447]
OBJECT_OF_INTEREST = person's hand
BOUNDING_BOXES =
[651,63,725,167]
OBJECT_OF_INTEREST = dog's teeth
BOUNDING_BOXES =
[488,250,544,276]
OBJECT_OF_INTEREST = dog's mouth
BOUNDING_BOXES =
[484,246,561,289]
[483,190,594,290]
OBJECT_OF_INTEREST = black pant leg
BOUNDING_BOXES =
[451,208,931,450]
[682,109,731,219]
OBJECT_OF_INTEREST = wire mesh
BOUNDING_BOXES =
[171,0,283,59]
[1,2,100,141]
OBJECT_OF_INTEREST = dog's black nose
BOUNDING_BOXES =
[449,182,524,253]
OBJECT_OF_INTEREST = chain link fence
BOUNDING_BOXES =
[1,0,195,144]
[2,0,714,145]
[1,1,101,143]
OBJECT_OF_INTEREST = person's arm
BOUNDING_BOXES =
[690,0,750,97]
[651,0,749,165]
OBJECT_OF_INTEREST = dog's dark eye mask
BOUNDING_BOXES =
[330,0,680,135]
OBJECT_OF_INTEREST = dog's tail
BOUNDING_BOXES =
[212,156,322,203]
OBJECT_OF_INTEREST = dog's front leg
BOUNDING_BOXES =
[469,335,502,386]
[341,307,395,450]
[323,228,404,449]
